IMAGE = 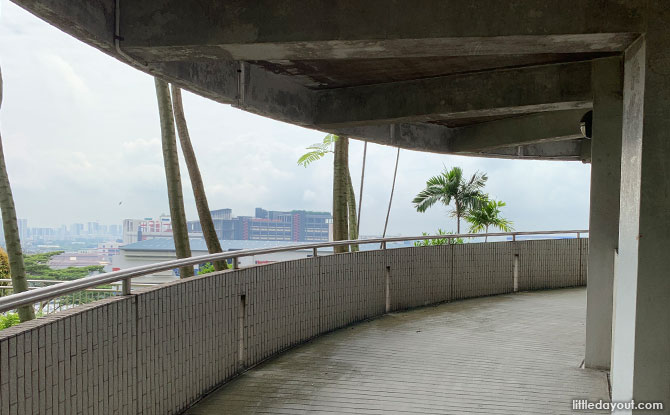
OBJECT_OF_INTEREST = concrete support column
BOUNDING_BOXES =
[610,10,670,412]
[585,57,623,370]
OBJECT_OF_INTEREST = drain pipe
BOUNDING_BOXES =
[114,0,149,68]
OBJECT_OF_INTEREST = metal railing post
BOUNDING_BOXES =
[122,278,131,296]
[312,247,318,257]
[233,257,239,270]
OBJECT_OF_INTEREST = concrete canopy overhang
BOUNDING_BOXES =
[9,0,645,160]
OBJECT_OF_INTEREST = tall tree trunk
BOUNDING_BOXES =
[0,67,34,321]
[154,78,193,278]
[346,162,358,252]
[170,85,227,271]
[455,202,461,234]
[332,136,349,253]
[485,225,489,242]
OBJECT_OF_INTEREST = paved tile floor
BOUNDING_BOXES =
[186,288,608,414]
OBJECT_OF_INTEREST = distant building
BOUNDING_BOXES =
[98,241,122,255]
[188,207,332,242]
[87,221,100,235]
[211,208,232,220]
[123,214,202,244]
[18,218,28,240]
[47,252,111,270]
[109,224,121,237]
[30,227,56,239]
[70,223,84,236]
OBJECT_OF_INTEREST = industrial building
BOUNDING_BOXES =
[187,207,332,242]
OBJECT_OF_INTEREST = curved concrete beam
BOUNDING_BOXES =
[331,109,590,161]
[119,0,642,61]
[315,62,593,128]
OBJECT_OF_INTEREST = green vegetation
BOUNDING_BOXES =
[24,251,104,281]
[414,229,464,247]
[297,134,338,167]
[465,196,513,241]
[413,167,513,241]
[298,134,360,252]
[0,248,9,278]
[413,167,487,234]
[0,312,20,330]
[198,262,216,275]
[0,248,9,297]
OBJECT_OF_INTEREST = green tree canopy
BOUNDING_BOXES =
[0,248,9,279]
[412,166,487,234]
[24,251,105,281]
[465,196,514,241]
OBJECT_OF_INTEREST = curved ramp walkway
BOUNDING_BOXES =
[186,288,607,414]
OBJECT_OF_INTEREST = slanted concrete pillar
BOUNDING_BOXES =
[585,57,623,370]
[610,10,670,412]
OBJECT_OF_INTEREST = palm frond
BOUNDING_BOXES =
[297,149,329,167]
[297,134,338,167]
[464,197,513,234]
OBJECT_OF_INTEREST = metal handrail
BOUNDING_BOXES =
[0,279,71,284]
[0,229,587,313]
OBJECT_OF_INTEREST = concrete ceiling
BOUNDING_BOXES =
[251,53,617,90]
[9,0,648,161]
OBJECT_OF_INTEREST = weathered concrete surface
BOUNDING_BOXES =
[611,9,670,411]
[119,0,643,60]
[8,0,645,160]
[334,120,589,161]
[186,288,608,415]
[585,57,623,371]
[445,109,586,152]
[315,62,592,128]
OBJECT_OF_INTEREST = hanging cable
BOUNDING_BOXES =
[356,141,367,236]
[381,147,400,241]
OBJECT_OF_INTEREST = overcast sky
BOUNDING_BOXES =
[0,2,591,236]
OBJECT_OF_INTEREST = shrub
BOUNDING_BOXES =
[414,229,464,247]
[0,313,20,330]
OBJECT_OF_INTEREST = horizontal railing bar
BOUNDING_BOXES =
[0,229,587,313]
[0,286,118,293]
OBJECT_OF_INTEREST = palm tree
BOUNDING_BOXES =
[413,167,487,234]
[332,135,352,253]
[170,85,227,271]
[0,66,34,321]
[298,134,359,252]
[465,196,513,241]
[345,162,359,250]
[154,78,193,278]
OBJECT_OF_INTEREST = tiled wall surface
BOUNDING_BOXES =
[0,239,587,415]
